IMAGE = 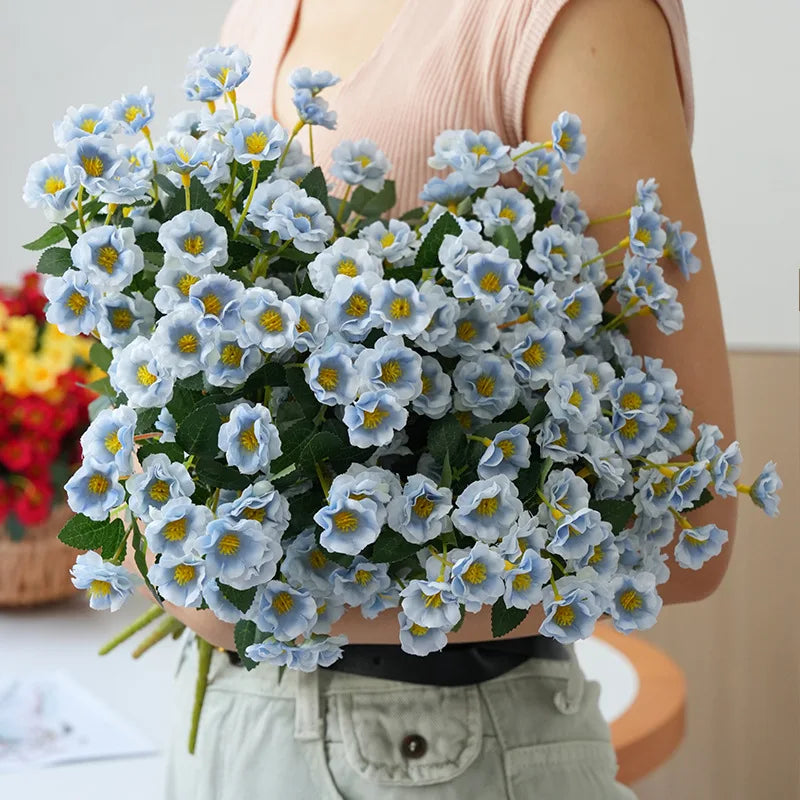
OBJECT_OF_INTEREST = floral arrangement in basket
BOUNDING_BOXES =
[23,44,783,748]
[0,272,96,536]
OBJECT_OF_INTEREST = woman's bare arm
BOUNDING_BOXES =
[522,0,738,603]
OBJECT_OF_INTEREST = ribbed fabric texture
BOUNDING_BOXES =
[222,0,694,213]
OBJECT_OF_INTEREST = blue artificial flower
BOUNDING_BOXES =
[663,220,701,280]
[438,228,493,282]
[43,270,101,336]
[324,273,380,341]
[65,135,126,195]
[286,294,329,352]
[477,424,532,480]
[331,139,391,192]
[614,256,682,335]
[608,572,662,633]
[70,551,135,612]
[184,45,251,101]
[412,356,453,420]
[158,210,229,270]
[203,328,264,388]
[635,178,662,212]
[218,402,281,475]
[674,523,729,570]
[198,104,255,135]
[108,336,174,408]
[398,611,449,656]
[439,302,500,359]
[551,112,586,173]
[668,461,712,511]
[306,339,359,406]
[22,153,79,220]
[79,405,137,474]
[249,580,318,641]
[538,468,591,524]
[203,578,246,623]
[547,507,611,562]
[473,186,536,240]
[195,515,272,586]
[504,323,566,390]
[556,282,603,344]
[281,529,340,594]
[633,458,674,518]
[217,479,290,539]
[151,306,208,379]
[97,291,155,351]
[511,144,563,201]
[360,584,401,619]
[747,461,782,517]
[453,353,518,420]
[246,179,302,229]
[400,579,461,629]
[574,529,620,578]
[551,190,589,235]
[428,129,513,189]
[153,132,221,176]
[706,438,742,498]
[225,116,287,164]
[539,578,600,644]
[70,225,144,292]
[293,88,337,129]
[419,173,472,210]
[342,389,408,448]
[355,335,423,403]
[387,473,453,544]
[608,367,663,418]
[628,205,666,260]
[263,188,334,254]
[148,554,206,608]
[109,87,155,134]
[359,219,416,265]
[314,493,382,556]
[452,248,521,311]
[415,282,458,352]
[536,416,588,464]
[65,457,125,521]
[371,278,433,337]
[328,465,401,519]
[331,556,392,607]
[450,542,506,611]
[544,363,601,433]
[53,105,116,147]
[237,287,298,352]
[289,67,340,92]
[527,225,582,281]
[188,273,244,332]
[145,497,213,558]
[609,407,660,458]
[126,453,194,523]
[273,138,313,182]
[451,476,523,542]
[308,238,383,294]
[153,260,214,314]
[503,548,552,609]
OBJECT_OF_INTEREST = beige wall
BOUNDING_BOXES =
[634,351,800,799]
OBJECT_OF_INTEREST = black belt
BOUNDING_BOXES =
[226,635,569,686]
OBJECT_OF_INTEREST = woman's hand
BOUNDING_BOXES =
[522,0,737,603]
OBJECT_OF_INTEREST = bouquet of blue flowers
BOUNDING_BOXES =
[23,44,782,749]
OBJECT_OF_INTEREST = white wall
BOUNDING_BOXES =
[2,0,797,350]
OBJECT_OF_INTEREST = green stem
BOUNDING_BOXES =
[181,173,191,211]
[601,297,639,331]
[512,140,552,161]
[98,606,164,655]
[234,161,260,238]
[76,186,86,233]
[132,617,185,659]
[277,121,304,169]
[588,209,631,226]
[582,241,626,268]
[188,637,213,754]
[308,125,315,164]
[314,461,331,499]
[336,185,352,224]
[142,125,159,203]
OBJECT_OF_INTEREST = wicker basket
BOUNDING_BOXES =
[0,504,79,607]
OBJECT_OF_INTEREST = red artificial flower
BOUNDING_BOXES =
[12,478,54,526]
[0,437,35,472]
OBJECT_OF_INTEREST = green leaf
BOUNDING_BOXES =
[414,212,461,270]
[383,264,423,283]
[527,400,549,429]
[37,247,73,276]
[176,373,206,392]
[531,196,556,233]
[370,528,422,564]
[134,231,161,252]
[492,226,521,259]
[491,598,529,638]
[175,403,221,457]
[285,365,318,419]
[400,206,425,222]
[270,428,342,474]
[89,341,113,371]
[689,487,715,511]
[85,377,115,397]
[589,498,636,533]
[428,415,467,464]
[233,620,260,671]
[299,166,329,208]
[217,581,256,614]
[517,460,548,509]
[60,225,79,247]
[440,450,453,489]
[240,362,288,395]
[58,514,127,559]
[132,526,162,605]
[154,174,178,197]
[194,458,251,491]
[23,225,66,251]
[135,407,161,435]
[228,240,259,270]
[137,440,186,463]
[349,180,396,218]
[165,177,216,217]
[167,386,205,425]
[450,605,467,634]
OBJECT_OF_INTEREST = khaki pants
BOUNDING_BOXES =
[166,637,636,800]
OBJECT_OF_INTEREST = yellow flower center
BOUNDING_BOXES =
[245,130,268,154]
[66,291,89,316]
[337,259,358,277]
[512,572,532,591]
[111,308,133,330]
[463,562,487,584]
[200,292,222,316]
[362,407,388,429]
[523,343,545,367]
[568,389,582,407]
[239,426,259,451]
[354,569,373,585]
[220,343,243,366]
[621,392,642,411]
[476,497,498,517]
[619,589,643,611]
[346,293,369,317]
[457,320,476,341]
[476,374,495,397]
[296,316,311,333]
[218,533,240,556]
[333,510,358,532]
[498,206,516,222]
[177,273,200,296]
[635,228,652,246]
[498,439,515,459]
[174,564,195,586]
[260,309,284,332]
[380,232,395,249]
[44,175,66,194]
[89,579,111,597]
[661,414,677,434]
[471,144,489,157]
[389,297,411,319]
[79,118,97,133]
[317,367,339,390]
[184,235,205,256]
[424,592,443,607]
[177,333,198,353]
[564,299,582,320]
[309,549,327,569]
[587,545,604,565]
[620,418,639,439]
[149,480,171,503]
[104,431,122,454]
[412,495,435,518]
[273,591,294,614]
[558,132,572,150]
[356,155,371,168]
[81,155,105,177]
[163,518,187,541]
[243,507,265,522]
[409,622,429,636]
[421,375,432,395]
[124,105,145,123]
[553,604,575,627]
[588,371,600,391]
[479,271,501,293]
[380,359,402,384]
[137,364,158,386]
[87,473,110,494]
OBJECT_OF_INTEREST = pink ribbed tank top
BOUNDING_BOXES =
[221,0,694,213]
